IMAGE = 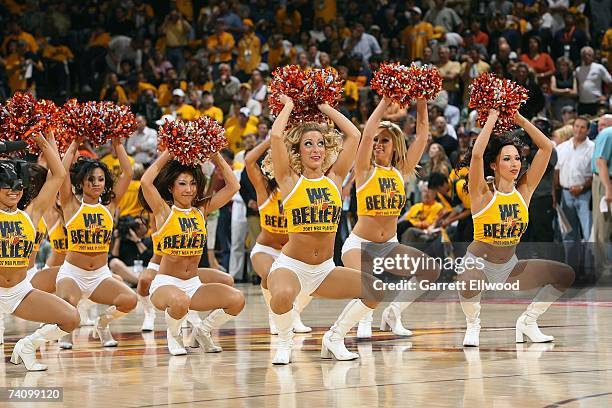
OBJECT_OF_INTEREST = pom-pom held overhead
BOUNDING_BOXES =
[55,100,138,147]
[370,62,413,108]
[268,65,344,124]
[157,116,227,166]
[468,73,529,134]
[406,65,443,101]
[0,92,59,154]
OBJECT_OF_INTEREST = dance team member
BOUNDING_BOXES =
[245,137,312,335]
[457,110,574,346]
[56,139,137,348]
[266,96,381,365]
[0,132,79,371]
[342,96,439,338]
[141,150,245,355]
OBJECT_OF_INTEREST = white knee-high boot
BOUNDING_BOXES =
[271,310,294,365]
[292,294,312,333]
[459,292,482,347]
[77,298,96,326]
[138,294,156,332]
[262,287,278,335]
[516,285,564,343]
[380,276,424,336]
[356,309,373,339]
[322,299,373,360]
[11,324,69,371]
[193,309,235,352]
[0,314,5,345]
[94,306,127,347]
[165,310,187,355]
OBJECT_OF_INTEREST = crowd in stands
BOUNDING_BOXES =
[1,0,610,283]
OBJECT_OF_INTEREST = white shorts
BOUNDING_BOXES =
[0,278,35,314]
[270,253,335,297]
[26,266,40,281]
[341,232,399,258]
[56,261,113,299]
[149,274,203,301]
[464,251,519,284]
[250,243,282,260]
[147,262,160,272]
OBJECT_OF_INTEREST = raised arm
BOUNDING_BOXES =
[355,97,389,182]
[323,103,360,181]
[59,139,79,208]
[202,152,240,214]
[140,150,172,221]
[402,99,429,176]
[270,95,295,189]
[110,139,134,210]
[515,113,554,200]
[245,137,271,201]
[28,132,66,221]
[468,110,499,199]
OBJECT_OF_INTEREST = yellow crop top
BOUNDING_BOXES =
[258,189,287,234]
[356,165,406,217]
[65,202,114,253]
[33,217,47,253]
[0,209,36,268]
[152,206,206,256]
[472,189,529,246]
[47,220,68,254]
[283,175,342,233]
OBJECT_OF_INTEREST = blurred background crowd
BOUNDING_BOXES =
[2,0,610,284]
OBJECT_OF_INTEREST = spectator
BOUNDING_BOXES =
[229,166,248,281]
[100,73,128,105]
[514,62,545,119]
[235,19,261,82]
[199,91,224,123]
[485,0,513,20]
[134,89,162,128]
[207,19,235,73]
[401,7,433,62]
[469,19,489,48]
[126,115,157,165]
[555,116,594,245]
[424,0,463,34]
[233,83,262,117]
[225,107,259,153]
[490,39,518,79]
[41,38,73,97]
[2,21,38,55]
[275,2,302,37]
[164,88,198,121]
[431,116,459,158]
[460,46,490,103]
[109,216,153,286]
[266,34,297,71]
[592,115,612,273]
[575,46,611,116]
[105,35,139,74]
[427,171,472,242]
[250,69,268,103]
[212,63,240,115]
[523,12,553,55]
[423,142,452,178]
[551,12,587,65]
[550,57,578,120]
[548,0,569,35]
[436,46,461,107]
[521,36,555,86]
[160,9,192,72]
[399,186,445,243]
[343,22,381,64]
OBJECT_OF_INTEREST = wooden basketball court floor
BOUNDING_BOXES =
[2,284,612,407]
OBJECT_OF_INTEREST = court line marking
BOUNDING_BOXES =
[543,391,612,407]
[128,368,612,407]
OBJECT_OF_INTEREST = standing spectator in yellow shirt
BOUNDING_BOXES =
[225,107,259,153]
[41,38,73,97]
[160,9,192,72]
[314,0,336,23]
[207,19,235,78]
[436,46,461,106]
[199,91,224,123]
[100,73,129,105]
[275,4,302,37]
[266,34,297,70]
[401,7,434,62]
[235,19,261,82]
[2,21,38,56]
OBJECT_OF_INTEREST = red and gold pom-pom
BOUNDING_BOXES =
[468,73,529,134]
[306,67,344,107]
[0,92,60,154]
[54,100,137,147]
[407,64,443,101]
[268,65,308,118]
[371,62,413,108]
[158,116,227,165]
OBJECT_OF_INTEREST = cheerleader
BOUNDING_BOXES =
[135,205,234,333]
[140,150,245,355]
[244,137,311,335]
[457,110,574,346]
[55,139,137,348]
[266,96,382,365]
[0,132,79,371]
[342,96,439,338]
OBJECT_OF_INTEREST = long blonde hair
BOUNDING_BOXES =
[372,121,408,170]
[262,122,343,178]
